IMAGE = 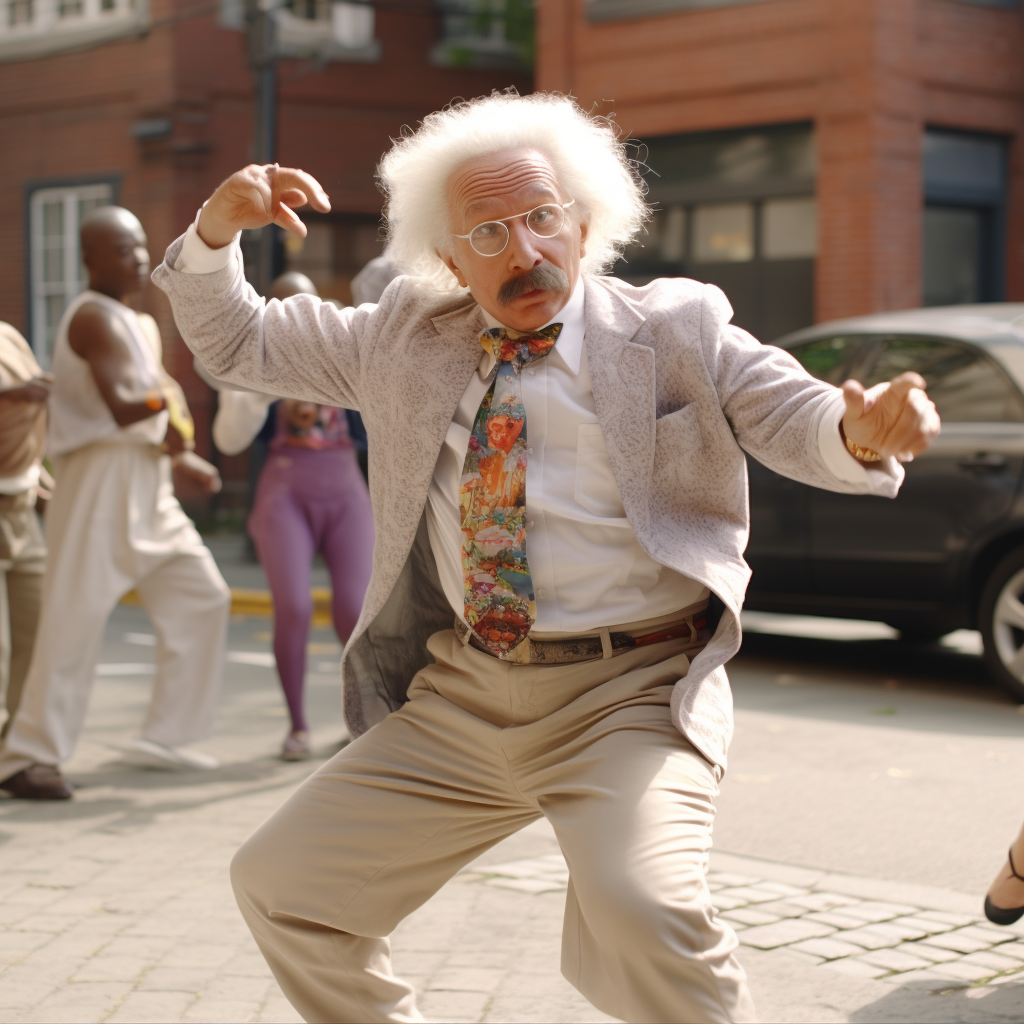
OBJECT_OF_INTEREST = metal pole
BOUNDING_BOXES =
[246,0,278,295]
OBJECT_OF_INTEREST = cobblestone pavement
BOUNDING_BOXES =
[463,855,1024,990]
[2,604,1024,1022]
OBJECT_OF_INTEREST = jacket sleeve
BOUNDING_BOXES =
[152,233,383,410]
[698,283,904,497]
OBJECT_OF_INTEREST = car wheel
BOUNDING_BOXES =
[979,547,1024,703]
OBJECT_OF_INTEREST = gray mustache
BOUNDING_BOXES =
[497,264,570,306]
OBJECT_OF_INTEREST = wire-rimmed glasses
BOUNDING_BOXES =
[453,200,575,257]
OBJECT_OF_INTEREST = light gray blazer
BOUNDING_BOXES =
[153,236,901,770]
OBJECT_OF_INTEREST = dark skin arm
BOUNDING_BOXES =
[68,302,164,426]
[68,302,221,494]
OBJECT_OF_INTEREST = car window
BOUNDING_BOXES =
[786,335,879,385]
[860,335,1024,423]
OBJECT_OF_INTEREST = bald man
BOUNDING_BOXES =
[0,207,231,800]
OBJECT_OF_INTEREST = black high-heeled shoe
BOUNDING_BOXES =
[985,847,1024,925]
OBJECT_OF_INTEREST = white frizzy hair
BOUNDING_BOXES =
[378,91,649,291]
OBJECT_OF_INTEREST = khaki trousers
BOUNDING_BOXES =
[0,442,230,778]
[0,492,46,738]
[231,628,756,1024]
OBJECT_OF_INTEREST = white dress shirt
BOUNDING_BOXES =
[176,220,864,634]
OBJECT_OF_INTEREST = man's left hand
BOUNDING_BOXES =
[172,450,222,495]
[841,372,940,462]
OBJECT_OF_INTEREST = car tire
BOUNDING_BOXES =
[979,546,1024,704]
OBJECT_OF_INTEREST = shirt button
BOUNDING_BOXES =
[537,589,547,599]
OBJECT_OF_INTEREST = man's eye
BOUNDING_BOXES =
[475,223,498,237]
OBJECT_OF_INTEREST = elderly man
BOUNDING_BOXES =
[0,207,231,800]
[154,93,939,1023]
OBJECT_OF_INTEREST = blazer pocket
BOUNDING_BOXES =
[574,423,627,519]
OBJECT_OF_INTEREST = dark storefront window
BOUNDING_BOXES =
[282,215,383,305]
[922,129,1008,307]
[618,123,815,342]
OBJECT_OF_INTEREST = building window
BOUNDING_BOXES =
[922,128,1007,307]
[0,0,143,62]
[28,182,114,364]
[432,0,533,69]
[282,216,383,305]
[587,0,776,22]
[619,123,816,341]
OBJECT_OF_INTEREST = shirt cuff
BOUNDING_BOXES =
[818,392,879,486]
[175,208,239,275]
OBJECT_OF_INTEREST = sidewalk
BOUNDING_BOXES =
[0,536,1020,1022]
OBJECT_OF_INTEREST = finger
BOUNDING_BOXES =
[841,379,866,421]
[273,166,330,212]
[273,203,308,238]
[884,391,940,458]
[883,371,928,404]
[279,188,309,209]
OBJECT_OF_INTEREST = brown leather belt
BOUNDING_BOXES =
[454,607,711,666]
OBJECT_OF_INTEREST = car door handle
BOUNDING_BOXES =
[957,452,1009,473]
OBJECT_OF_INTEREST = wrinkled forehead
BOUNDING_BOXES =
[447,150,562,226]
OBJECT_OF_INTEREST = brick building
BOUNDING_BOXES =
[0,0,530,514]
[537,0,1024,343]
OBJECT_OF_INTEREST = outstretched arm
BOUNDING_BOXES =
[153,164,369,409]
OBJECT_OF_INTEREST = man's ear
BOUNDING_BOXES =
[437,249,469,289]
[579,222,588,259]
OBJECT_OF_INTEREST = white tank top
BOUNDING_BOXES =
[49,290,169,458]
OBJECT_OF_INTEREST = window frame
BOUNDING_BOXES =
[0,0,147,63]
[24,177,118,366]
[788,332,1024,424]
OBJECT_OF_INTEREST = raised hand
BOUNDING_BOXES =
[197,164,331,249]
[841,371,940,463]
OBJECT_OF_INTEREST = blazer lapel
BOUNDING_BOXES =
[583,278,656,535]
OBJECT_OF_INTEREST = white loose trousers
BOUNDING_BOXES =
[0,440,230,777]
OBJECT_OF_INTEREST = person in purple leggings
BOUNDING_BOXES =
[212,273,374,760]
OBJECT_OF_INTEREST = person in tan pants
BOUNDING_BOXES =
[0,322,51,739]
[157,93,940,1022]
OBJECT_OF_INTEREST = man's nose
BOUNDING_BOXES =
[506,219,542,270]
[135,247,150,266]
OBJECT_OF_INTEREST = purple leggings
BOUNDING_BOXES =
[248,446,374,732]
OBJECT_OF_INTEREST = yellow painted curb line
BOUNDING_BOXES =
[122,586,335,625]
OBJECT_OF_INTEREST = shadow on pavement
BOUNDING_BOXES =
[0,751,321,828]
[848,976,1024,1023]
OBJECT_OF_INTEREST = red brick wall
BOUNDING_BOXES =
[0,0,529,511]
[536,0,1024,323]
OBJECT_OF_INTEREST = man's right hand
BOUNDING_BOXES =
[197,164,331,249]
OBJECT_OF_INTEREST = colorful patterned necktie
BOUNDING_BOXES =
[460,324,562,656]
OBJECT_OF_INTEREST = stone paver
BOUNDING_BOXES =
[735,919,837,949]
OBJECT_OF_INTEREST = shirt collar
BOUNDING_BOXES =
[478,276,585,376]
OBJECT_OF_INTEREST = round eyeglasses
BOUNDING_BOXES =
[453,200,575,257]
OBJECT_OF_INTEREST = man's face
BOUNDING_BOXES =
[442,149,587,332]
[87,220,150,297]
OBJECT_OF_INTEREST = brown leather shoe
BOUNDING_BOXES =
[0,764,72,800]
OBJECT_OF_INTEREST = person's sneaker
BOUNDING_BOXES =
[0,764,73,800]
[281,730,311,762]
[123,738,220,771]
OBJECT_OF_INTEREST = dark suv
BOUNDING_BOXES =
[745,304,1024,700]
